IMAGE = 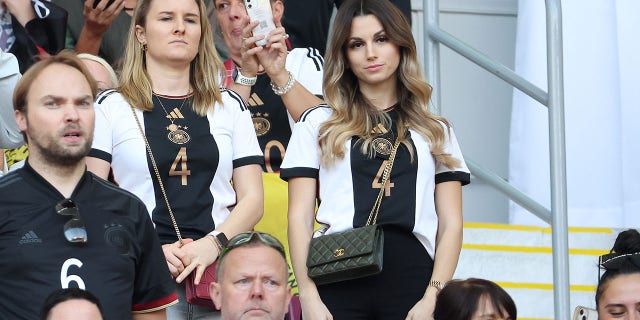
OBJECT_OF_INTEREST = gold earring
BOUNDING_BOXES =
[142,43,147,51]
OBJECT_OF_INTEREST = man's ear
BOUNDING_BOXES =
[272,0,284,25]
[209,281,222,310]
[15,110,27,133]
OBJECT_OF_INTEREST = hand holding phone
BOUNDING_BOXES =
[572,306,597,320]
[244,0,275,47]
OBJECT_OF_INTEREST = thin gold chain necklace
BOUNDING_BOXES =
[153,92,191,145]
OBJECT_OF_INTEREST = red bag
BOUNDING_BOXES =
[185,262,219,309]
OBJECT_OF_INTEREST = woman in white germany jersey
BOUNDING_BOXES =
[86,0,264,318]
[281,0,470,318]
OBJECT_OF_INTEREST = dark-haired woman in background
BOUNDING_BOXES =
[433,278,516,320]
[596,229,640,319]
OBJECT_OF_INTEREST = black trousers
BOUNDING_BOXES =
[317,226,434,320]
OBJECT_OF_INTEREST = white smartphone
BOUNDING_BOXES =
[244,0,276,46]
[573,306,597,320]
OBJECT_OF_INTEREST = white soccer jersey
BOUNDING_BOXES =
[90,89,263,243]
[281,105,470,258]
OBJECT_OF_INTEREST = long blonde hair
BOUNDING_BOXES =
[119,0,224,116]
[320,0,460,169]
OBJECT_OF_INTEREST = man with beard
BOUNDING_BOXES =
[0,51,177,320]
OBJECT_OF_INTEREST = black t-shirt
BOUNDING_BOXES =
[0,161,177,320]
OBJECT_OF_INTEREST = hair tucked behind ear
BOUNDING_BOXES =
[319,0,460,168]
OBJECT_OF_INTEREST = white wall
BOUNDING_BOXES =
[411,0,518,223]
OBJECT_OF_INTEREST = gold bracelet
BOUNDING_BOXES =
[428,280,445,291]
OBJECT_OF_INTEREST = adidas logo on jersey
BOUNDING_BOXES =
[246,93,264,107]
[165,108,185,119]
[19,230,42,244]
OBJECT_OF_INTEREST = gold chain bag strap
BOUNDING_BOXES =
[306,137,401,285]
[130,106,218,309]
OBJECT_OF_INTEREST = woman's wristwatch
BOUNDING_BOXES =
[207,231,229,256]
[233,68,257,86]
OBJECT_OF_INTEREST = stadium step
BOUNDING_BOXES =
[454,223,618,319]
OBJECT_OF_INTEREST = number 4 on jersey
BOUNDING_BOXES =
[372,160,394,196]
[170,147,191,185]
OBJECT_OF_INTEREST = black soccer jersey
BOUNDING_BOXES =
[0,161,177,320]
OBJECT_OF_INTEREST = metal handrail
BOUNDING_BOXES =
[422,0,570,318]
[466,160,551,223]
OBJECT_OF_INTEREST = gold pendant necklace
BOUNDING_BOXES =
[372,123,393,156]
[154,93,191,145]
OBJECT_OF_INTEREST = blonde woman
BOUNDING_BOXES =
[86,0,263,318]
[282,0,470,318]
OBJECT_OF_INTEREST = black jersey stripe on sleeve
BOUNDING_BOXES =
[96,89,118,104]
[280,167,319,181]
[306,47,324,71]
[435,171,471,186]
[222,88,248,111]
[233,155,265,168]
[299,104,329,122]
[88,148,112,163]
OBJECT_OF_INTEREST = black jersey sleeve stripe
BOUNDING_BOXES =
[299,104,329,122]
[305,47,323,71]
[280,167,319,181]
[233,155,264,168]
[435,171,471,186]
[222,88,248,111]
[96,89,117,104]
[88,148,112,163]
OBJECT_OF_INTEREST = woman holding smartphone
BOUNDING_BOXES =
[87,0,264,318]
[282,0,470,318]
[213,0,325,297]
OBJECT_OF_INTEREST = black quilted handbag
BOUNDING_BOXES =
[306,224,383,285]
[306,138,400,285]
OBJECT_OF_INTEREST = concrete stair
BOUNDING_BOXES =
[454,223,619,319]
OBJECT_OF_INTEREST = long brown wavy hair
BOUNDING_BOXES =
[319,0,460,169]
[119,0,223,116]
